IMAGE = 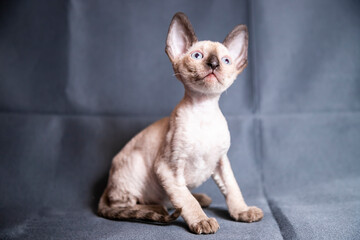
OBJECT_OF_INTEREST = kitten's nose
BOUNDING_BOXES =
[207,55,219,70]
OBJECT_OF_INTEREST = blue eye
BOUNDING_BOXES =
[191,51,203,59]
[221,57,231,65]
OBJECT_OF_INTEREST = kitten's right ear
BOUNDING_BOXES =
[165,12,197,63]
[223,25,249,73]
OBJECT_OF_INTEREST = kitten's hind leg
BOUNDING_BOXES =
[192,193,212,208]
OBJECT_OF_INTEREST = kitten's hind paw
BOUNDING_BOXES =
[190,217,219,234]
[192,193,212,208]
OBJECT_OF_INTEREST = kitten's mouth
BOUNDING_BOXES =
[203,72,223,85]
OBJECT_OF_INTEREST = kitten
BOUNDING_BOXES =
[98,12,263,234]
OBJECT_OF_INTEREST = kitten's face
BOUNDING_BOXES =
[166,12,248,95]
[174,41,239,94]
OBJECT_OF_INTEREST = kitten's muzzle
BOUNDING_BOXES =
[206,55,219,70]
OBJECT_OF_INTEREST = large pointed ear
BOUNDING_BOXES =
[223,25,248,72]
[165,12,197,63]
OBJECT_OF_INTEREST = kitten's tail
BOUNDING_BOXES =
[98,194,181,223]
[98,206,182,223]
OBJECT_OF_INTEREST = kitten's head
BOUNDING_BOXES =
[166,12,248,95]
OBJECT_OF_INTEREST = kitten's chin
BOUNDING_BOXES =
[186,80,226,95]
[193,72,227,94]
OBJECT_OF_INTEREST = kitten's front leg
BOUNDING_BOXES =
[212,155,263,222]
[155,160,219,234]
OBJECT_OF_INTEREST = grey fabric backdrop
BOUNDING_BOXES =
[0,0,359,239]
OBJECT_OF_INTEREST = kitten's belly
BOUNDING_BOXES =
[140,173,170,205]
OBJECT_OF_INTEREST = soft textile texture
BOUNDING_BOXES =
[0,0,359,239]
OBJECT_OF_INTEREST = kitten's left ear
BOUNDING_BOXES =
[223,25,248,72]
[166,12,198,63]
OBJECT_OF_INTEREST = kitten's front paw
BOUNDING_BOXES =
[190,217,219,234]
[233,206,263,223]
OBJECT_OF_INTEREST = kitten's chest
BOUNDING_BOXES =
[175,110,231,188]
[184,117,230,156]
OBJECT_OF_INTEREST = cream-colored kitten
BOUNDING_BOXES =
[98,12,263,234]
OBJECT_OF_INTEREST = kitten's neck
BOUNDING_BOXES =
[182,88,221,109]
